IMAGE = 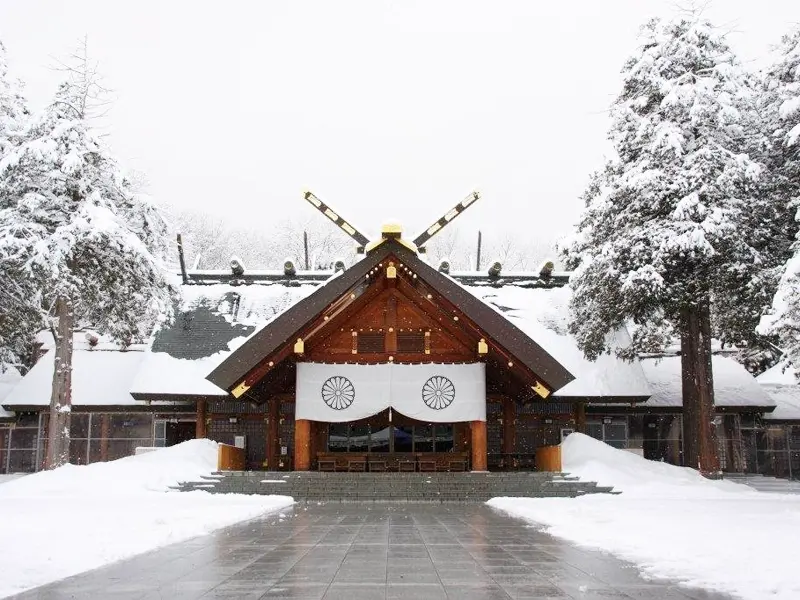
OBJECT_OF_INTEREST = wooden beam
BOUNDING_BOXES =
[195,400,207,438]
[503,399,516,455]
[100,414,110,462]
[267,397,279,469]
[386,296,398,353]
[575,402,586,434]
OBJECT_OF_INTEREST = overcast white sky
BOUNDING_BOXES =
[0,1,797,249]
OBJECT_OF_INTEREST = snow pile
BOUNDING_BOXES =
[0,440,293,598]
[489,433,800,600]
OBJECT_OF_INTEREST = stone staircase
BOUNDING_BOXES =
[177,471,615,502]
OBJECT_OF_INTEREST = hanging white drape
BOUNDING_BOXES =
[295,362,486,423]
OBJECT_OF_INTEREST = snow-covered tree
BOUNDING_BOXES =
[0,49,173,468]
[561,16,775,475]
[0,39,37,371]
[758,26,800,374]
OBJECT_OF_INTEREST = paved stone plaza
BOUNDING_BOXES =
[11,503,734,600]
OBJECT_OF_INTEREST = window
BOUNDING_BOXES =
[369,427,391,452]
[398,332,425,353]
[394,427,413,452]
[587,419,628,449]
[326,423,454,452]
[356,332,384,353]
[434,425,454,452]
[349,424,369,452]
[328,424,349,452]
[415,425,434,452]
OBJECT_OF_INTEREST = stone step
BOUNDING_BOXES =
[178,470,614,501]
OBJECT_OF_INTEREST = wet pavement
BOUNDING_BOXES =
[11,503,734,600]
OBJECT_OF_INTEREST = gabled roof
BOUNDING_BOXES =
[207,239,576,394]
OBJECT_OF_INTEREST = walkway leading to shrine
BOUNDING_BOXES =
[9,504,734,600]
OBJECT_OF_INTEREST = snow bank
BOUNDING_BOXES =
[489,433,800,600]
[0,440,293,598]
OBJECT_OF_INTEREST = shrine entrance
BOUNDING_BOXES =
[312,410,471,472]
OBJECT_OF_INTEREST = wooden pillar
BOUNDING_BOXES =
[295,419,311,471]
[195,400,207,439]
[267,397,279,469]
[471,420,487,472]
[100,413,110,462]
[503,399,516,456]
[575,402,587,434]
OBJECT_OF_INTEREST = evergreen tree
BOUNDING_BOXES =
[561,16,773,475]
[758,26,800,373]
[0,49,173,468]
[0,40,38,372]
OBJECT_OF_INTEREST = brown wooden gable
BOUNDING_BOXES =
[307,282,475,362]
[206,239,575,398]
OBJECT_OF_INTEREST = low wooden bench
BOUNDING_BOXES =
[368,460,387,472]
[318,459,337,472]
[418,460,436,472]
[398,460,416,472]
[348,459,366,472]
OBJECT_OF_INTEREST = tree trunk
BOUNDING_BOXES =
[680,302,720,477]
[45,296,74,470]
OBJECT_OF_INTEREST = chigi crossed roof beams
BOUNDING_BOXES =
[206,190,576,402]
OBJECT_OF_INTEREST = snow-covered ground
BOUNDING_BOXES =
[489,434,800,600]
[0,440,293,598]
[0,474,27,485]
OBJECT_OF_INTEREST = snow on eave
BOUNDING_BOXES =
[2,349,146,407]
[129,349,233,398]
[641,355,773,408]
[757,361,797,385]
[761,384,800,421]
[461,283,651,398]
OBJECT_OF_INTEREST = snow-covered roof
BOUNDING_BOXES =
[755,362,800,420]
[137,283,317,396]
[761,385,800,421]
[465,285,651,398]
[2,349,146,407]
[130,351,230,397]
[757,361,797,385]
[0,368,21,419]
[640,355,774,409]
[5,272,779,410]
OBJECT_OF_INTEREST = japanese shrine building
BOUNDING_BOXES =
[1,215,798,477]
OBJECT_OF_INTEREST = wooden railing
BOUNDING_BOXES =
[316,451,470,472]
[218,443,246,471]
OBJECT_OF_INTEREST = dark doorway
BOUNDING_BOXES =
[166,421,196,446]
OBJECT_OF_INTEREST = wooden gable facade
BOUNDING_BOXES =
[206,237,575,472]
